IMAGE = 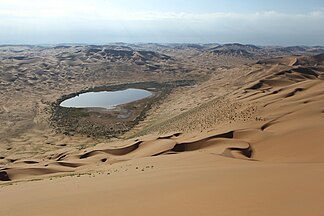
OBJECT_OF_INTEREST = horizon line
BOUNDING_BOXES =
[0,42,323,47]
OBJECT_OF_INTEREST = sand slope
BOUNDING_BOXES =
[1,153,324,216]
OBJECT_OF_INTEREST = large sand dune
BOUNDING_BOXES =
[0,46,324,215]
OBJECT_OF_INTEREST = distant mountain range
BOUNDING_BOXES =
[207,43,324,58]
[1,43,323,62]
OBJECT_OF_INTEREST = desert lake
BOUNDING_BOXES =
[60,88,152,109]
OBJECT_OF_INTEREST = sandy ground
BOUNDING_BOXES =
[2,153,324,216]
[0,45,324,215]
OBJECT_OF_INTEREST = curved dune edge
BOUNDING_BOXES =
[0,130,253,181]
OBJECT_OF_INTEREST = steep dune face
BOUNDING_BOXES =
[1,150,324,216]
[236,54,324,162]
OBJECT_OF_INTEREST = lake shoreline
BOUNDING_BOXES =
[50,80,195,139]
[59,88,153,109]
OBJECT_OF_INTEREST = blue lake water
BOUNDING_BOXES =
[60,88,153,109]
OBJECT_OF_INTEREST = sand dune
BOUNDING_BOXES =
[1,54,323,170]
[1,49,324,215]
[1,153,324,216]
[0,129,254,181]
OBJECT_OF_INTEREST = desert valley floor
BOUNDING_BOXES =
[0,43,324,216]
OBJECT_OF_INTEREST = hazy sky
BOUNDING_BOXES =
[1,0,324,45]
